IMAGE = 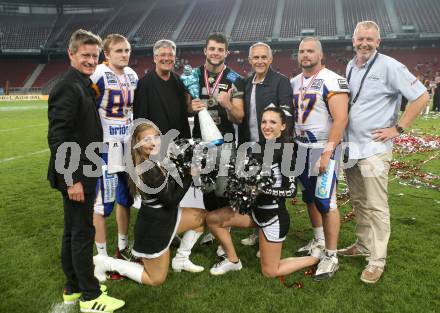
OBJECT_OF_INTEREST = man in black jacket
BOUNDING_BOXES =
[47,29,124,312]
[239,42,293,144]
[133,39,190,138]
[239,42,294,248]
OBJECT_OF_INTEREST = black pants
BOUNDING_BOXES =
[61,192,100,301]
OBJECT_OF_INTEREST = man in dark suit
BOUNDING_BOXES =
[238,42,294,249]
[133,39,190,138]
[47,29,124,312]
[239,42,293,144]
[133,39,203,274]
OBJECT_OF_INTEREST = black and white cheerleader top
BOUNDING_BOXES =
[132,162,192,258]
[251,139,297,227]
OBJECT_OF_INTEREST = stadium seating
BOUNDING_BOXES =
[177,0,234,42]
[177,47,440,80]
[102,5,145,37]
[2,0,440,91]
[32,58,69,88]
[47,12,112,47]
[0,58,39,88]
[0,14,56,50]
[386,47,440,79]
[5,46,439,91]
[342,0,393,35]
[174,49,348,79]
[280,0,337,38]
[230,0,277,42]
[135,2,187,45]
[394,0,440,33]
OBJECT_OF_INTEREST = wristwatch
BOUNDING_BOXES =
[395,124,405,135]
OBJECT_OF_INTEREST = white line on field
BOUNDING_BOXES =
[0,148,49,164]
[0,105,46,112]
[48,302,76,313]
[0,123,46,132]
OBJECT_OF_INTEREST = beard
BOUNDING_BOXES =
[300,60,318,70]
[206,57,225,68]
[355,45,375,54]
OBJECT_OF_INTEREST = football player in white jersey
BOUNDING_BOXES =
[291,37,349,279]
[90,34,138,269]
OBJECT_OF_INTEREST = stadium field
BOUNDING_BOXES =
[0,100,439,313]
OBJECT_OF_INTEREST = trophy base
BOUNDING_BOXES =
[209,138,224,146]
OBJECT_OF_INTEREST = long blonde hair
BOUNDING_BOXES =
[127,121,160,197]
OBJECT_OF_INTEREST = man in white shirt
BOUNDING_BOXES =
[291,37,349,280]
[339,21,429,284]
[90,34,138,266]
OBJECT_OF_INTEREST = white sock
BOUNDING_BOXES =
[325,249,337,257]
[96,242,108,256]
[313,227,325,243]
[109,258,144,284]
[118,234,128,251]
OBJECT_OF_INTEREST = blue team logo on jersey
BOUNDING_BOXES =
[105,72,118,84]
[127,74,137,86]
[226,70,240,83]
[310,79,324,90]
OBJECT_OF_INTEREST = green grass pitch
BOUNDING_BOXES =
[0,100,439,313]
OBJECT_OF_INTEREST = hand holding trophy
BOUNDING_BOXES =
[180,65,224,146]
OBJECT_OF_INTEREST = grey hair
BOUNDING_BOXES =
[353,21,381,39]
[249,42,273,59]
[299,37,323,53]
[153,39,176,56]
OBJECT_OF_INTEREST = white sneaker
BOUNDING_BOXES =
[93,255,109,282]
[314,253,339,280]
[310,243,325,259]
[241,233,258,246]
[210,256,242,276]
[200,232,215,245]
[296,238,324,256]
[256,250,260,258]
[216,245,226,257]
[172,258,204,273]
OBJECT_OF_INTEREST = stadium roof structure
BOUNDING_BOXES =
[0,0,439,55]
[0,0,118,4]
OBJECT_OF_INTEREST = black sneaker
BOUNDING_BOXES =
[115,247,139,263]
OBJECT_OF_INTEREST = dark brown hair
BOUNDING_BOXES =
[205,32,229,50]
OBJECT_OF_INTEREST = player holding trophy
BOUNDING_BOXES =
[182,32,245,254]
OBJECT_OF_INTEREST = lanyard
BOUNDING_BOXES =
[299,68,322,103]
[347,52,379,105]
[344,53,379,161]
[204,65,225,98]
